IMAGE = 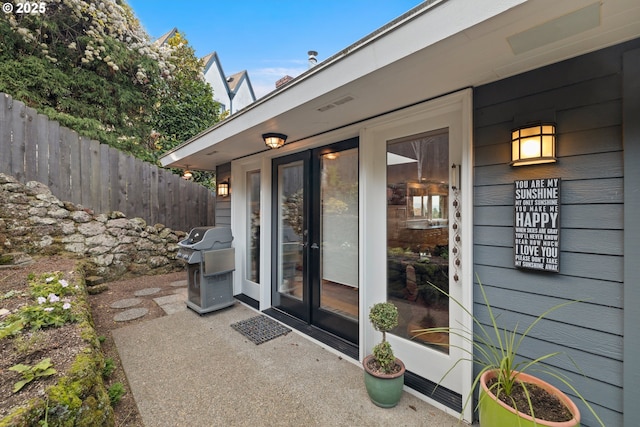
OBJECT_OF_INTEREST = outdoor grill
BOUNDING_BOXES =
[177,226,235,314]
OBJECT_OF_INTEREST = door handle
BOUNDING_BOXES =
[310,243,319,249]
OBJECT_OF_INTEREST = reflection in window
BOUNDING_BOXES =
[247,170,260,284]
[386,129,450,353]
[320,148,359,321]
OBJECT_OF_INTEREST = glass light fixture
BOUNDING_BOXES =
[511,123,556,166]
[183,166,193,180]
[262,133,287,149]
[217,180,230,197]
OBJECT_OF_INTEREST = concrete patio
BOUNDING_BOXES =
[112,300,467,426]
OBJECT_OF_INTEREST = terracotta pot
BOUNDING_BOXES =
[479,370,581,427]
[362,355,406,408]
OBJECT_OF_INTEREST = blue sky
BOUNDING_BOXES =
[128,0,424,98]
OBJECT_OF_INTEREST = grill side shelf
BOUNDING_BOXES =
[203,248,235,276]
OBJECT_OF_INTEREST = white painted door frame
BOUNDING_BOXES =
[359,89,474,422]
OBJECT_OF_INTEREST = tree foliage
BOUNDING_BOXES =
[0,1,221,177]
[152,31,220,155]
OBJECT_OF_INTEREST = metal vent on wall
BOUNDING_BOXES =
[317,95,355,112]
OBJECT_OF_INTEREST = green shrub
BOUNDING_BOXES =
[102,358,115,378]
[108,383,125,406]
[368,302,400,374]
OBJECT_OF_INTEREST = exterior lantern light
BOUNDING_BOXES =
[217,180,230,197]
[183,166,193,180]
[263,133,287,149]
[510,123,556,166]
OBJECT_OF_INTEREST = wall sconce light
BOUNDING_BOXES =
[263,133,287,149]
[511,123,556,166]
[217,180,230,197]
[183,166,193,180]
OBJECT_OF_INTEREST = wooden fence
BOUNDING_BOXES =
[0,93,215,232]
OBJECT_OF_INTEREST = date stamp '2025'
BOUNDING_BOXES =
[3,2,47,14]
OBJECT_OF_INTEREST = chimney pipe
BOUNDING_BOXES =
[308,50,318,68]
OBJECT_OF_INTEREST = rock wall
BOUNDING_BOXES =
[0,173,186,279]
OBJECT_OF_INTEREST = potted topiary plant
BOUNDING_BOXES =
[362,301,406,408]
[412,277,605,427]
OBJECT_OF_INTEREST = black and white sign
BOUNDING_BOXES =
[514,178,560,272]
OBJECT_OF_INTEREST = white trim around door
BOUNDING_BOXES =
[359,89,473,422]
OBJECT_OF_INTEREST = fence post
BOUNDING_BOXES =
[24,106,38,182]
[35,113,50,185]
[10,99,26,182]
[0,94,13,175]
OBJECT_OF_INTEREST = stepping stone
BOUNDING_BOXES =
[153,294,184,306]
[170,280,187,287]
[110,298,142,309]
[113,307,148,322]
[154,293,187,315]
[134,287,162,296]
[160,302,186,315]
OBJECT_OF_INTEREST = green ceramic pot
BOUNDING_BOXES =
[479,370,581,427]
[362,354,406,408]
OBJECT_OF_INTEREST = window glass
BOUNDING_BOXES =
[386,129,450,353]
[247,170,260,284]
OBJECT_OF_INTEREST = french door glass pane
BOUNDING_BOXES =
[320,148,359,321]
[247,170,260,284]
[277,161,304,299]
[386,129,450,353]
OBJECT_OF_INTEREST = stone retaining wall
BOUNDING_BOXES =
[0,173,186,279]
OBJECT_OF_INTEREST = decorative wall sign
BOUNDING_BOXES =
[514,178,560,272]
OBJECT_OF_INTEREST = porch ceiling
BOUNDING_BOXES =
[160,0,640,171]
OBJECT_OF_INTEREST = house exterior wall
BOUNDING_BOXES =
[215,162,232,227]
[231,78,255,113]
[473,38,640,427]
[205,63,231,112]
[622,45,640,427]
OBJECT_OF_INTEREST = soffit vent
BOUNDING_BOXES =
[317,95,355,112]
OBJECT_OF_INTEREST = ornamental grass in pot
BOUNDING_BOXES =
[412,277,604,427]
[363,302,406,408]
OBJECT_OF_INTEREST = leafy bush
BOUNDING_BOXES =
[368,302,400,374]
[0,2,222,181]
[108,383,126,406]
[102,358,116,378]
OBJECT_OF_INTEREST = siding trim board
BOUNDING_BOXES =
[622,47,640,427]
[473,39,640,427]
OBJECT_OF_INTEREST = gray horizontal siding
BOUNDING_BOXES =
[471,40,640,427]
[475,151,623,186]
[474,178,624,206]
[475,226,623,256]
[473,265,622,309]
[215,163,231,228]
[475,244,623,282]
[475,204,623,230]
[623,45,640,427]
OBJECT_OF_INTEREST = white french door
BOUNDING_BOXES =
[361,90,473,421]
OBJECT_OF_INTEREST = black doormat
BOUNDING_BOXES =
[231,315,292,345]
